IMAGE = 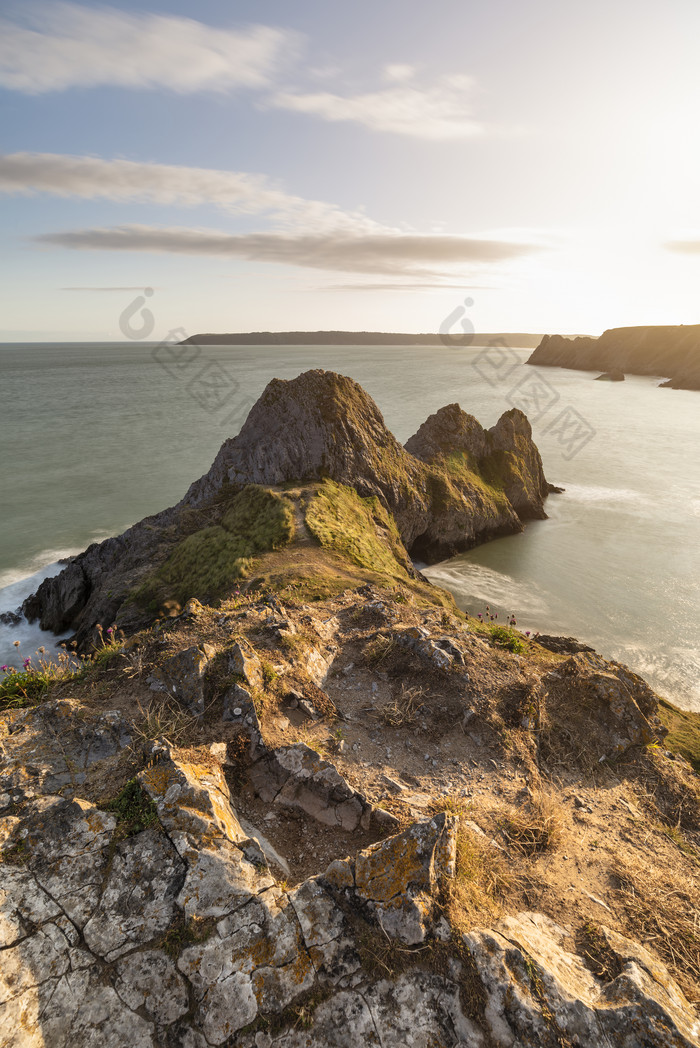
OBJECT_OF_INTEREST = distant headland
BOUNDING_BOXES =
[528,324,700,390]
[178,330,545,347]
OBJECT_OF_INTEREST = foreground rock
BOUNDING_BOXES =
[528,325,700,390]
[1,711,697,1047]
[0,662,695,1048]
[23,370,554,646]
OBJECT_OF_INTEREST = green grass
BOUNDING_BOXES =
[473,623,527,654]
[658,698,700,774]
[135,484,295,608]
[304,480,410,578]
[104,778,158,839]
[0,667,53,710]
[0,653,85,712]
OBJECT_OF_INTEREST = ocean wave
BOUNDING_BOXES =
[0,533,113,591]
[560,484,647,506]
[423,562,549,616]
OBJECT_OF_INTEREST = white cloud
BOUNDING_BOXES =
[0,152,382,234]
[383,64,416,83]
[0,4,296,94]
[268,73,482,140]
[666,239,700,254]
[34,224,541,278]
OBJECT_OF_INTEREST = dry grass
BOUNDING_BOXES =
[611,857,700,1003]
[444,815,512,934]
[132,697,201,747]
[575,921,623,983]
[362,633,396,666]
[379,683,425,727]
[501,790,564,855]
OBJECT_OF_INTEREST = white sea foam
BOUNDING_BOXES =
[0,561,74,669]
[423,562,550,617]
[561,484,647,506]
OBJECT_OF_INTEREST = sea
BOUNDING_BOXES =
[1,340,699,710]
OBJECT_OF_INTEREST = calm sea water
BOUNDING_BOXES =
[1,341,699,709]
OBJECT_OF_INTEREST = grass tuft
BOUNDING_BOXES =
[104,778,158,839]
[611,856,700,1002]
[380,684,425,727]
[443,815,512,934]
[658,698,700,774]
[501,791,563,854]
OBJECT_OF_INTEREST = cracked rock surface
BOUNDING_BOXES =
[2,709,698,1047]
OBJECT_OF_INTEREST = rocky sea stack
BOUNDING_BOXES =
[3,370,700,1047]
[23,369,555,649]
[528,324,700,390]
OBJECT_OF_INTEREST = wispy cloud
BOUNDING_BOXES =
[60,285,154,292]
[0,4,296,94]
[665,239,700,254]
[0,152,382,233]
[34,225,542,278]
[0,7,487,142]
[268,69,483,140]
[320,282,490,292]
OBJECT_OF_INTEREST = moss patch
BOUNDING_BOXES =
[135,485,295,607]
[658,698,700,774]
[104,778,158,839]
[304,480,410,578]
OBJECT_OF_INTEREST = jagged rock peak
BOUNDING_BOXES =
[183,369,406,507]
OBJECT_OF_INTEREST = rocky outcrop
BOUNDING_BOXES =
[1,700,696,1047]
[22,370,554,647]
[467,911,700,1048]
[528,325,700,390]
[182,370,552,554]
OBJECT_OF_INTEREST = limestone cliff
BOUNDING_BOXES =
[528,325,700,389]
[23,369,554,649]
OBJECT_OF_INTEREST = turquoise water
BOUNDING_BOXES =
[1,341,699,708]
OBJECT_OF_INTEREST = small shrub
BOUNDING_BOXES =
[485,625,526,654]
[260,659,279,686]
[104,779,158,839]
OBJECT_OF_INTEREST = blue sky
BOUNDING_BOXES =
[1,0,700,339]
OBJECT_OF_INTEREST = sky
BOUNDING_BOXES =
[1,0,700,340]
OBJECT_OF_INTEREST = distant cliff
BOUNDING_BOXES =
[179,330,544,347]
[527,325,700,389]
